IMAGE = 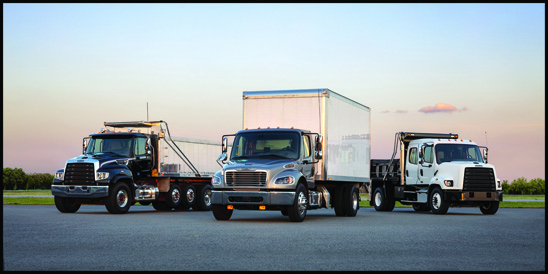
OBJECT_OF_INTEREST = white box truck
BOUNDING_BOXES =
[210,89,371,222]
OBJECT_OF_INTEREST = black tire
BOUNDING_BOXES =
[287,184,308,222]
[212,204,233,220]
[333,185,346,216]
[429,187,449,215]
[193,185,213,211]
[479,201,499,215]
[54,196,81,213]
[343,185,359,217]
[165,185,182,208]
[412,203,430,212]
[152,201,172,211]
[373,187,395,212]
[180,184,196,209]
[104,183,132,214]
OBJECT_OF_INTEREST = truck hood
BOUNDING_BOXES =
[66,153,130,168]
[224,158,296,171]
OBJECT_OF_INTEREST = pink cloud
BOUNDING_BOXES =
[419,103,461,113]
[395,109,408,113]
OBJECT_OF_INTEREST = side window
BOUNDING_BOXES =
[302,135,311,158]
[409,147,418,165]
[135,138,147,156]
[424,145,433,164]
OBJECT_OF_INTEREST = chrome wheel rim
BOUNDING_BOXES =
[203,189,212,207]
[172,188,181,203]
[375,191,382,207]
[186,188,195,203]
[297,191,307,216]
[116,189,128,208]
[432,192,442,210]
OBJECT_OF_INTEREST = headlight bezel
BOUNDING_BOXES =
[97,172,110,180]
[274,176,295,185]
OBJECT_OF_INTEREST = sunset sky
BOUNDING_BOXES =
[3,3,545,182]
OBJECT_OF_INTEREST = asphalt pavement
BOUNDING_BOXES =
[3,205,545,271]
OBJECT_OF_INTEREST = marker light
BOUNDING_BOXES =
[259,206,266,210]
[227,205,234,210]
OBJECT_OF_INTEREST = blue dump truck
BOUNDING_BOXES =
[52,120,219,214]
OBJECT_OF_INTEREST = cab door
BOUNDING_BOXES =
[301,134,314,181]
[405,145,420,185]
[419,143,435,184]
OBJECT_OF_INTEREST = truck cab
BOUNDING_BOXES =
[370,132,502,215]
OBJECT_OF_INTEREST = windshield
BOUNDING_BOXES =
[435,144,483,164]
[230,131,300,160]
[86,136,133,157]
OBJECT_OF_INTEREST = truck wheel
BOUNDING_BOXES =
[105,183,132,214]
[180,185,196,209]
[152,201,172,211]
[287,184,308,222]
[166,185,182,208]
[333,185,346,216]
[212,204,233,220]
[343,185,359,217]
[373,187,394,211]
[54,196,81,213]
[412,203,430,212]
[429,187,449,215]
[479,201,499,215]
[193,185,213,211]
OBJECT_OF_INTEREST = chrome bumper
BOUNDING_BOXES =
[211,190,295,205]
[52,185,109,198]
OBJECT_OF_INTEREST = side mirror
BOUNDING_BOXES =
[145,138,151,150]
[315,151,323,160]
[222,137,228,154]
[481,147,488,163]
[216,153,227,167]
[315,135,323,151]
[218,153,227,162]
[83,137,90,154]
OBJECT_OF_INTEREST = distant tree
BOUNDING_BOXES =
[527,178,545,195]
[501,180,510,194]
[3,168,27,190]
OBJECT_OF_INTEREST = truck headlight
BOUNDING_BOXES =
[212,176,222,185]
[274,176,295,185]
[444,180,453,187]
[97,172,110,180]
[55,171,64,180]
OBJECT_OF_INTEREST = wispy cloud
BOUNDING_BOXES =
[419,103,467,113]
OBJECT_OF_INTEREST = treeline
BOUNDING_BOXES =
[3,168,54,190]
[501,177,545,195]
[2,167,546,194]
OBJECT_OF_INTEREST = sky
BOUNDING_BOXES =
[3,3,545,182]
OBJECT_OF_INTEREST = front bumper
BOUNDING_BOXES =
[211,190,295,206]
[445,191,503,202]
[52,185,109,198]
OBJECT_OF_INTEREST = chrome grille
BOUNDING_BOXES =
[64,163,95,185]
[226,171,267,187]
[463,167,496,191]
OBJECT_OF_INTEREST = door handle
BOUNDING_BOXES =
[420,169,423,176]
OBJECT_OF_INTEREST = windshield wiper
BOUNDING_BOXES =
[231,156,249,160]
[258,154,289,159]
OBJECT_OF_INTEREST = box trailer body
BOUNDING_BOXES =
[52,120,219,214]
[211,89,371,221]
[242,89,371,183]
